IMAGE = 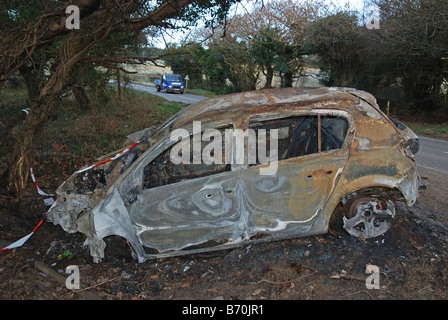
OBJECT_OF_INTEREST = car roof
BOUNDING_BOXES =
[167,87,381,129]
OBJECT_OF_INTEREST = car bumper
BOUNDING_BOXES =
[166,87,184,93]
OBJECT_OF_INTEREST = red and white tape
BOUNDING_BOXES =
[0,219,43,252]
[74,141,139,174]
[0,167,54,253]
[30,168,54,197]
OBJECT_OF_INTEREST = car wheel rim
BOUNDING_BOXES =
[342,196,395,238]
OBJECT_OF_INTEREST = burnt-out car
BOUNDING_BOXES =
[46,87,421,263]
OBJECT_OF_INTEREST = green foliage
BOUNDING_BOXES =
[190,44,233,94]
[163,44,203,89]
[155,103,182,115]
[369,0,448,111]
[307,12,367,87]
[249,25,306,88]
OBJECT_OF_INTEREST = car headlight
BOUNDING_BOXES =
[404,138,419,158]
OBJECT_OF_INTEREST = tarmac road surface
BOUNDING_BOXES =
[126,83,207,105]
[416,136,448,174]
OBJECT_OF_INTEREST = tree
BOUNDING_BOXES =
[191,43,234,94]
[230,0,321,88]
[162,43,203,89]
[0,0,240,201]
[248,28,274,88]
[211,35,258,92]
[369,0,448,111]
[308,11,368,87]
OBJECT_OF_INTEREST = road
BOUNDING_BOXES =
[416,136,448,174]
[126,83,207,105]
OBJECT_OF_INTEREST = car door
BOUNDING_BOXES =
[125,123,250,253]
[238,112,352,239]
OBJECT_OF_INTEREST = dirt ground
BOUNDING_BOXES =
[1,165,447,302]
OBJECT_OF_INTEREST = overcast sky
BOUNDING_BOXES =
[153,0,368,48]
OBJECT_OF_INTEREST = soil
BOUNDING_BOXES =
[1,166,447,302]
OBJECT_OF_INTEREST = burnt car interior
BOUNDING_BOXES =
[143,125,232,189]
[142,113,349,190]
[248,115,349,164]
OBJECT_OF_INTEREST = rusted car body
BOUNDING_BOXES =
[46,87,420,263]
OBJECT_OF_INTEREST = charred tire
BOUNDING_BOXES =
[330,192,396,239]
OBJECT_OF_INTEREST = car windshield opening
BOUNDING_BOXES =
[166,75,182,82]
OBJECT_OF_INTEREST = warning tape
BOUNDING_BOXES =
[74,141,139,174]
[2,141,140,253]
[30,168,54,197]
[0,219,43,252]
[0,196,57,253]
[1,166,54,253]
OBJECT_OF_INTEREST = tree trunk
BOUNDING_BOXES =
[2,31,95,201]
[19,64,43,107]
[72,85,91,110]
[264,66,274,89]
[2,98,57,201]
[0,0,102,92]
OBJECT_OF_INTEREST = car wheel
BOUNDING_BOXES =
[330,193,396,239]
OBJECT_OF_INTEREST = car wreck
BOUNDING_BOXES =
[46,87,421,263]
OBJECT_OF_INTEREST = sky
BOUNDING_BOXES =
[153,0,367,48]
[233,0,366,16]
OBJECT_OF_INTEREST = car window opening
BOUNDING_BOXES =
[143,126,232,189]
[142,116,349,189]
[249,115,349,166]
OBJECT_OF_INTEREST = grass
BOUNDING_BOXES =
[155,103,182,115]
[0,87,28,101]
[185,88,217,97]
[0,85,185,194]
[402,121,448,140]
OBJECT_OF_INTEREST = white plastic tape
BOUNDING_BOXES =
[30,168,54,197]
[0,219,43,252]
[74,141,139,174]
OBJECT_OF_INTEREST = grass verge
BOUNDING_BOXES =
[0,86,185,199]
[402,121,448,141]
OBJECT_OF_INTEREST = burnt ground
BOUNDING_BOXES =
[0,166,447,303]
